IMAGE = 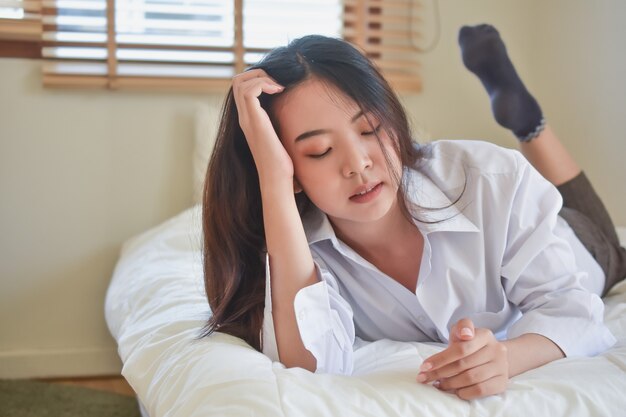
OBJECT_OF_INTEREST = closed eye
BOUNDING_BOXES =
[362,124,382,136]
[308,148,331,159]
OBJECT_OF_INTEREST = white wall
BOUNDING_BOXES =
[1,0,624,378]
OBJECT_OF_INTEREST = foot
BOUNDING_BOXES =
[458,24,545,141]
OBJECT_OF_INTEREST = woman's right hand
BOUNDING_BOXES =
[232,69,293,183]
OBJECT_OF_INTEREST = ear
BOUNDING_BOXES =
[293,178,303,194]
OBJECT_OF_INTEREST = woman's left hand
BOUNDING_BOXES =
[416,318,509,400]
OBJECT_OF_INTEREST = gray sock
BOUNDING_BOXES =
[458,24,545,142]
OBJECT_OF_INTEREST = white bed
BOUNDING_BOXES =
[105,202,626,417]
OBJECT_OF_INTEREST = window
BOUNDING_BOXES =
[0,0,40,39]
[0,0,42,57]
[1,0,422,92]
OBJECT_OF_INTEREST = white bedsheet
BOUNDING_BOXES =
[105,204,626,417]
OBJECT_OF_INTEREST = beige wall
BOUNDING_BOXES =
[403,0,537,145]
[532,0,626,229]
[1,0,624,378]
[407,0,625,224]
[0,60,223,377]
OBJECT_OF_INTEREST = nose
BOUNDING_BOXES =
[342,136,373,178]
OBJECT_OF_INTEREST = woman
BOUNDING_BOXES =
[201,24,625,400]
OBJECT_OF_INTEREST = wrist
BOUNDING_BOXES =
[503,333,565,377]
[258,175,296,194]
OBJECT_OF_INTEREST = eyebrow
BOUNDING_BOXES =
[294,110,365,143]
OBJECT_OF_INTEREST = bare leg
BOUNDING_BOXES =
[517,124,581,186]
[520,128,626,295]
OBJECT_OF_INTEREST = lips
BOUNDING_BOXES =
[350,182,381,198]
[350,182,383,202]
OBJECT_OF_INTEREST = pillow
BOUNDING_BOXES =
[193,102,221,204]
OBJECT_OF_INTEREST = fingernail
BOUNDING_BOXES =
[420,362,432,372]
[433,380,441,389]
[460,327,473,338]
[417,373,427,383]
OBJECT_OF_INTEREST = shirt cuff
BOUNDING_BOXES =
[506,297,617,357]
[261,255,354,374]
[294,282,341,345]
[261,253,280,363]
[294,281,354,374]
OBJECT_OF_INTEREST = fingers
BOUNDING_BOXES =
[229,69,293,179]
[449,317,475,343]
[417,318,477,380]
[418,330,484,379]
[233,68,274,84]
[231,69,284,138]
[454,375,509,400]
[418,326,507,382]
[234,76,284,107]
[416,324,509,400]
[435,361,505,391]
[233,69,284,99]
[421,343,494,382]
[417,339,481,383]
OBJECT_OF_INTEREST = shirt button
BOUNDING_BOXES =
[298,311,306,321]
[418,316,425,322]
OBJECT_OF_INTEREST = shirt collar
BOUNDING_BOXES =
[301,203,337,245]
[402,166,479,234]
[301,166,479,246]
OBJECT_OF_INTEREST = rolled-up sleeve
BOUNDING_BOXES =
[261,253,355,374]
[500,154,616,357]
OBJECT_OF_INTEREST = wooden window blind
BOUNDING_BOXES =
[343,0,422,92]
[2,0,422,92]
[0,0,42,57]
[0,0,41,40]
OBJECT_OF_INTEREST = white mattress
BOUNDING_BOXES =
[105,205,626,417]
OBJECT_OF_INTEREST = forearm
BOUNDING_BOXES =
[260,178,318,371]
[503,333,565,377]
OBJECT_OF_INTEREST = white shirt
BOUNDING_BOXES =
[261,139,616,375]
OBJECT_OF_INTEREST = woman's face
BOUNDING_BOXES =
[273,78,403,229]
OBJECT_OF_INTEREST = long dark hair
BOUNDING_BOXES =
[200,35,431,350]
